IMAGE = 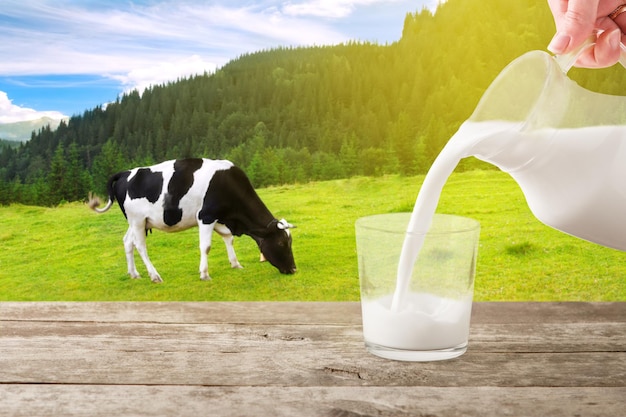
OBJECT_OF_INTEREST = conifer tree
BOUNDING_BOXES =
[48,143,67,205]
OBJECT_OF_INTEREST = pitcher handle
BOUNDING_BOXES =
[555,35,626,71]
[554,36,596,73]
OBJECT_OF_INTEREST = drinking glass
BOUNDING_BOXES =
[356,213,480,361]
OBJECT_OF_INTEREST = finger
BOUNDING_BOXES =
[576,28,622,68]
[549,0,601,54]
[547,0,568,15]
[564,0,601,34]
[608,4,626,34]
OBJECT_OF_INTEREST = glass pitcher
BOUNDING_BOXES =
[460,44,626,251]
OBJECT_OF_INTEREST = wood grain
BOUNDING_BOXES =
[1,302,624,416]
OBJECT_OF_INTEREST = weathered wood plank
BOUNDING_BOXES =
[0,302,363,324]
[2,301,624,324]
[0,385,623,417]
[1,301,624,417]
[2,320,625,352]
[1,320,624,387]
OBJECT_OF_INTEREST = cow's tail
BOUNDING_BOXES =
[87,171,124,214]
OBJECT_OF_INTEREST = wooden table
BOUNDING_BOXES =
[0,302,624,416]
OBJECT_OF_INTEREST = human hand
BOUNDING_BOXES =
[547,0,626,68]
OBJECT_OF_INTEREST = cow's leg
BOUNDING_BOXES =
[130,222,163,283]
[214,223,243,269]
[123,227,141,279]
[198,221,216,280]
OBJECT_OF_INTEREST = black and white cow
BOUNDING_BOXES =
[88,158,296,283]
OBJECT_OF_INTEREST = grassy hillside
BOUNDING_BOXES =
[0,170,624,301]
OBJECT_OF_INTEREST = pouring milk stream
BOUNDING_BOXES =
[391,41,626,312]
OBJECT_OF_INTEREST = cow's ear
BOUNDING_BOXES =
[277,219,296,230]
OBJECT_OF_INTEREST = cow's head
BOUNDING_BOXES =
[259,218,296,274]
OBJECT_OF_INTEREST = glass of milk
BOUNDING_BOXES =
[356,213,480,361]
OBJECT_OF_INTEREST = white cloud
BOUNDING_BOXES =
[109,55,219,95]
[281,0,406,18]
[0,2,347,77]
[281,0,357,18]
[0,0,425,122]
[426,0,448,12]
[0,1,432,80]
[0,91,67,124]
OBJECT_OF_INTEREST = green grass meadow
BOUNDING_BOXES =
[1,170,624,301]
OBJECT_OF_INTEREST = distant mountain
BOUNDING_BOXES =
[0,117,68,142]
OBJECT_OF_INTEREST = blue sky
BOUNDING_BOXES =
[0,0,442,124]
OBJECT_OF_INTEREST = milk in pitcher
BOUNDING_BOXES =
[386,119,626,328]
[371,47,626,347]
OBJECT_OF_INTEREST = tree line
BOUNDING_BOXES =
[2,0,626,206]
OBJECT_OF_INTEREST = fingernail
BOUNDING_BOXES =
[608,28,621,50]
[548,33,571,54]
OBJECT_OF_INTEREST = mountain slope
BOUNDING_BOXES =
[0,117,68,142]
